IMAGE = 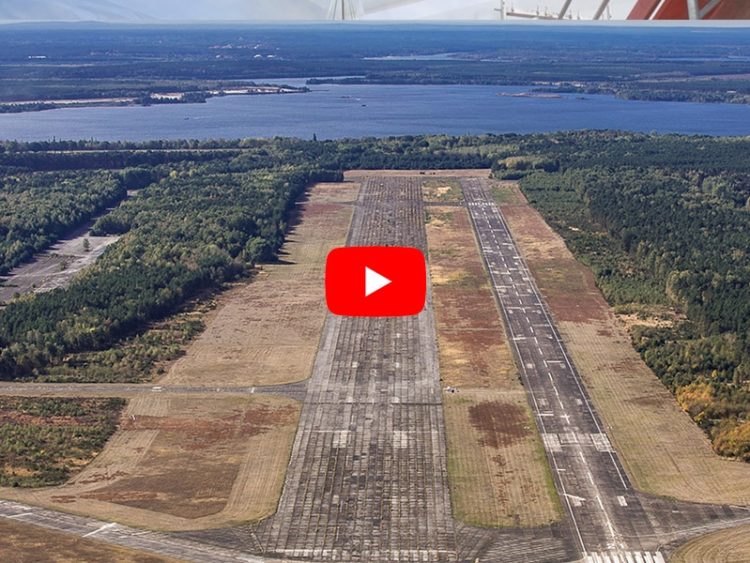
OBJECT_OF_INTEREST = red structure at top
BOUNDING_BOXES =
[629,0,750,19]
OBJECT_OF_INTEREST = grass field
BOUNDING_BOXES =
[0,519,181,563]
[496,182,750,505]
[671,524,750,563]
[1,394,299,531]
[422,178,463,203]
[162,181,359,388]
[426,201,561,527]
[0,182,355,530]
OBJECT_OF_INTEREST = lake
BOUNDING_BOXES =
[1,83,749,141]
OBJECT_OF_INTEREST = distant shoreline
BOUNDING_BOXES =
[0,85,308,114]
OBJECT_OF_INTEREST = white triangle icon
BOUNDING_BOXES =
[365,266,392,298]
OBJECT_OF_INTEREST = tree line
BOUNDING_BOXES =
[513,132,750,460]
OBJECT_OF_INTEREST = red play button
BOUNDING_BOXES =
[325,246,427,317]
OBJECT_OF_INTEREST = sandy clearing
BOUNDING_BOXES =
[0,223,119,304]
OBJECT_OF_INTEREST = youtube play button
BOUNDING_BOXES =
[365,267,391,297]
[326,247,427,317]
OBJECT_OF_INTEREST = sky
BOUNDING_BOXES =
[0,0,637,22]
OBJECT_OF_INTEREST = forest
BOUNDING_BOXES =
[507,133,750,460]
[0,136,489,381]
[1,25,749,108]
[0,170,125,274]
[0,162,339,378]
[0,396,125,487]
[1,132,749,461]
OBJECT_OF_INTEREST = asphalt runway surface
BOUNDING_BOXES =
[462,178,660,562]
[459,177,750,563]
[252,176,456,561]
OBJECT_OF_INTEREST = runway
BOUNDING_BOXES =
[461,177,663,561]
[2,173,750,563]
[253,176,456,561]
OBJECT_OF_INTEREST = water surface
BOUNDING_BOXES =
[1,83,748,141]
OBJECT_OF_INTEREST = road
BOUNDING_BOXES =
[0,382,307,400]
[0,500,261,563]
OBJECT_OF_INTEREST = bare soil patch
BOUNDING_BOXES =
[500,185,750,504]
[0,223,119,304]
[469,401,530,449]
[162,181,358,388]
[0,519,181,563]
[426,204,561,527]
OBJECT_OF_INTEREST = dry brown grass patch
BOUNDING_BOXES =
[162,181,358,388]
[426,203,561,527]
[1,394,300,530]
[671,524,750,563]
[83,397,298,519]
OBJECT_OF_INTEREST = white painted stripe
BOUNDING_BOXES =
[5,512,33,519]
[82,522,117,538]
